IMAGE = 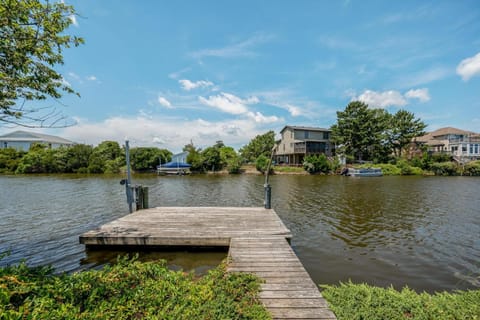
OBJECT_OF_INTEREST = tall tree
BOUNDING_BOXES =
[387,109,426,157]
[331,101,389,162]
[239,130,275,163]
[0,0,84,127]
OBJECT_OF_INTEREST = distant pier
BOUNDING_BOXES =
[80,207,336,319]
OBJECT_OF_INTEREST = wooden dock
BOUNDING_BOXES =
[80,207,336,320]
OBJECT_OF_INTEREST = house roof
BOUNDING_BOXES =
[416,127,477,142]
[280,125,331,133]
[0,130,74,145]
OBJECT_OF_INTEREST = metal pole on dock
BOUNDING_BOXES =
[264,146,275,209]
[125,140,134,213]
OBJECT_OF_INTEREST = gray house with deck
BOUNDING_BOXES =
[275,126,333,165]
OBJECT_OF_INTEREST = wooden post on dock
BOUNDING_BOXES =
[135,186,149,210]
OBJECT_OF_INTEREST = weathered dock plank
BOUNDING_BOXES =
[80,207,291,246]
[80,207,336,319]
[228,236,336,320]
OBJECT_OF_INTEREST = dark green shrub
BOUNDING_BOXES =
[0,257,270,319]
[226,156,243,174]
[303,154,331,174]
[322,281,480,320]
[430,162,458,176]
[431,153,452,163]
[464,161,480,176]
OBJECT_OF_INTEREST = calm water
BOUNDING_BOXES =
[0,174,479,292]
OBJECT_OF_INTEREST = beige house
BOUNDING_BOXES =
[275,126,333,165]
[415,127,480,161]
[0,130,74,151]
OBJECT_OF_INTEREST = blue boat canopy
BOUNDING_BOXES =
[158,161,191,169]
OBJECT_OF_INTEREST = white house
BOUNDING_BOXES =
[0,130,75,151]
[416,127,480,161]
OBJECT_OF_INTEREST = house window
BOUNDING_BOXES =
[470,145,474,154]
[3,142,7,148]
[475,144,479,154]
[304,131,310,139]
[323,132,330,139]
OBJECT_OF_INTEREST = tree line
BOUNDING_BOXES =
[0,141,172,174]
[0,133,276,175]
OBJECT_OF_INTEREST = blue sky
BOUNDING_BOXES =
[5,0,480,152]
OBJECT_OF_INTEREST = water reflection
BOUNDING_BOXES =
[82,247,227,276]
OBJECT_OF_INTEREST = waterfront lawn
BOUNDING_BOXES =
[322,281,480,320]
[273,165,306,173]
[0,257,271,319]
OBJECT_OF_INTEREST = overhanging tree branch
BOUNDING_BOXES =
[0,0,84,127]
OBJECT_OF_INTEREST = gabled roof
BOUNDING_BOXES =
[416,127,478,142]
[0,130,74,144]
[280,125,331,133]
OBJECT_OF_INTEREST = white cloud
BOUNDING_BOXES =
[355,90,407,108]
[69,14,78,27]
[246,111,282,124]
[168,67,191,80]
[157,96,172,108]
[354,88,431,107]
[60,77,71,87]
[396,66,450,87]
[179,79,214,91]
[456,52,480,81]
[191,33,275,59]
[405,88,430,102]
[86,75,97,81]
[285,104,302,116]
[60,115,277,152]
[198,92,257,115]
[68,72,81,81]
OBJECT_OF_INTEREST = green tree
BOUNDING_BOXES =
[255,154,270,174]
[130,147,172,171]
[387,109,427,157]
[239,131,275,163]
[0,147,24,173]
[202,146,222,171]
[331,101,389,162]
[184,142,204,172]
[88,141,123,173]
[0,0,84,126]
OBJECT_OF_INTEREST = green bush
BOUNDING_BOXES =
[464,161,480,176]
[430,162,458,176]
[322,281,480,320]
[255,154,270,174]
[0,257,270,319]
[226,156,243,174]
[303,154,331,174]
[396,159,424,175]
[431,153,453,163]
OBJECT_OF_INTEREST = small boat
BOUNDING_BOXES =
[157,161,191,175]
[346,167,383,177]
